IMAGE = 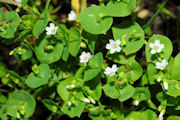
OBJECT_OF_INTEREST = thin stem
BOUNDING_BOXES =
[24,39,35,52]
[0,0,22,7]
[142,0,168,29]
[5,3,12,11]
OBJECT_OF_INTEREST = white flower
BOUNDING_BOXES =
[156,59,168,70]
[66,85,70,89]
[158,111,164,120]
[163,82,168,90]
[68,11,77,21]
[45,23,58,35]
[134,100,139,106]
[106,39,122,54]
[70,84,75,88]
[79,51,92,65]
[15,0,21,3]
[149,40,164,54]
[104,64,118,77]
[67,101,72,106]
[84,98,90,103]
[0,28,4,32]
[90,99,96,104]
[66,84,75,89]
[157,78,161,82]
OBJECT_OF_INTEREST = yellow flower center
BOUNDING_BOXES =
[112,44,117,49]
[154,45,159,50]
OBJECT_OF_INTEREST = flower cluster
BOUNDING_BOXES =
[149,40,169,90]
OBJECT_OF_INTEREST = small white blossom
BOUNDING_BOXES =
[158,111,164,120]
[157,78,161,82]
[163,82,168,90]
[66,85,70,89]
[104,64,118,77]
[134,100,139,106]
[156,59,168,70]
[106,39,122,54]
[45,23,58,35]
[90,99,96,104]
[0,28,4,32]
[79,51,92,65]
[70,84,75,88]
[149,40,164,54]
[66,84,75,89]
[67,101,72,106]
[84,98,90,103]
[15,0,21,3]
[68,11,77,21]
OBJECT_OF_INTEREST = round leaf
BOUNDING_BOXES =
[112,21,144,55]
[145,35,173,62]
[6,91,36,118]
[35,35,64,64]
[104,1,132,17]
[79,5,113,34]
[132,87,151,101]
[25,64,50,88]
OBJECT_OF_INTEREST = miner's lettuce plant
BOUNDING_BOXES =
[0,0,180,119]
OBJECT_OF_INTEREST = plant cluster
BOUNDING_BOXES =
[0,0,180,120]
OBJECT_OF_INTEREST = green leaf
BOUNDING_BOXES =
[119,84,135,102]
[167,116,180,120]
[132,87,151,101]
[106,52,136,64]
[35,35,64,64]
[0,61,7,78]
[25,64,50,88]
[41,99,61,113]
[125,111,146,120]
[69,27,81,57]
[85,74,102,100]
[104,0,132,17]
[0,8,21,39]
[112,21,144,55]
[57,77,73,101]
[32,0,50,38]
[103,83,119,99]
[0,94,7,105]
[79,5,113,34]
[112,102,124,120]
[145,35,173,62]
[84,52,103,81]
[166,80,180,97]
[6,91,36,118]
[128,0,137,11]
[61,99,85,118]
[14,43,32,61]
[33,16,48,38]
[142,110,157,120]
[127,60,143,83]
[147,63,157,84]
[62,44,69,62]
[82,30,97,54]
[171,53,180,80]
[140,72,149,86]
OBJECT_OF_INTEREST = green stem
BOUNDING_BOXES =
[142,0,168,29]
[5,3,12,11]
[147,99,157,110]
[24,39,35,52]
